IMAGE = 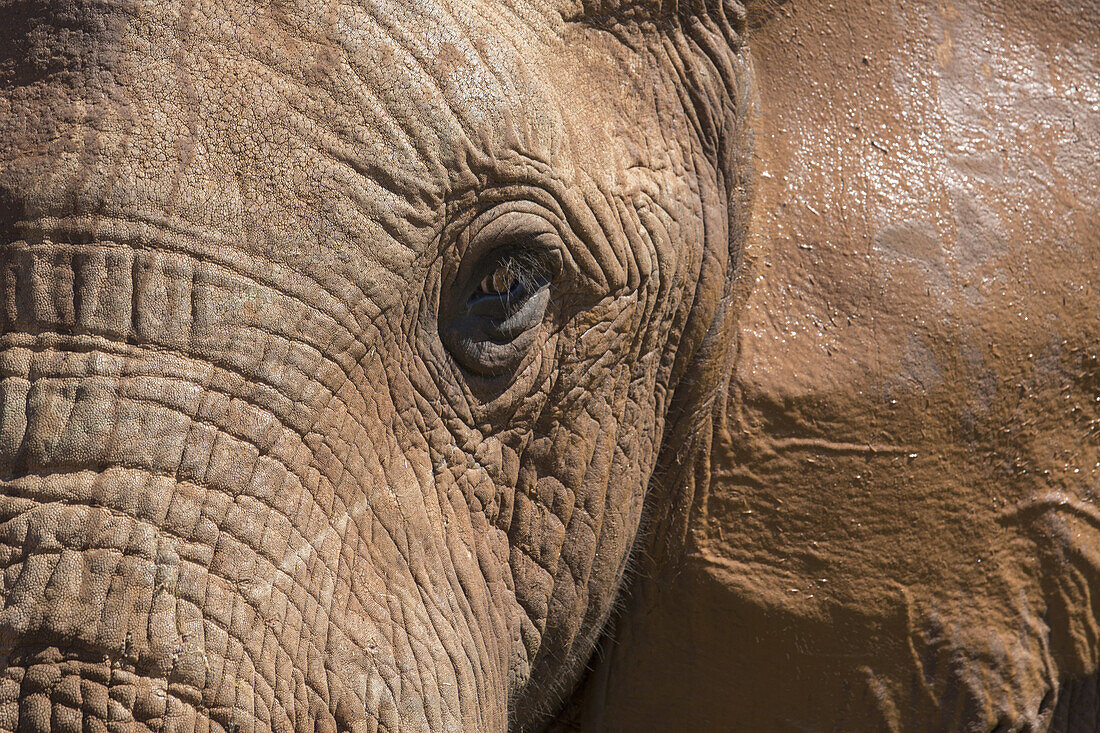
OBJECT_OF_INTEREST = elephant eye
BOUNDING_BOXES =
[475,265,520,300]
[465,252,548,315]
[439,212,563,381]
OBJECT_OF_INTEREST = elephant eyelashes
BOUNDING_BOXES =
[476,266,520,299]
[467,253,547,314]
[439,214,563,381]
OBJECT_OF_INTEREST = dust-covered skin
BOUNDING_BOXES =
[0,0,751,730]
[576,0,1100,731]
[2,0,1096,728]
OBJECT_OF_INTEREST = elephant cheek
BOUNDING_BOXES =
[0,250,501,731]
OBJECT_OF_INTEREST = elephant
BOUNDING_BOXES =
[0,0,1096,731]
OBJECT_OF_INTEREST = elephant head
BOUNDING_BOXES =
[0,0,751,729]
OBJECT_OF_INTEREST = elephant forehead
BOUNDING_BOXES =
[0,0,639,271]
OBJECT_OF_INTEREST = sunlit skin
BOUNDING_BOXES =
[581,1,1100,730]
[0,0,1095,729]
[0,0,748,729]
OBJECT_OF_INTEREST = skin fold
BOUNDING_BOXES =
[0,0,1095,730]
[573,0,1100,731]
[0,0,749,729]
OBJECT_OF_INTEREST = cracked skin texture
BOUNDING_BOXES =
[570,0,1100,731]
[0,0,1096,730]
[0,0,751,730]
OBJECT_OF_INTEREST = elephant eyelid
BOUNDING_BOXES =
[439,213,563,380]
[468,249,554,301]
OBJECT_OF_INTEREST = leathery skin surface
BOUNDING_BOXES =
[572,1,1100,731]
[0,0,1097,730]
[0,0,751,730]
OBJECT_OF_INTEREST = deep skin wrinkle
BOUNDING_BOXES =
[0,0,750,729]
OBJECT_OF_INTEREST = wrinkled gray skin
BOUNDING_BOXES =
[0,0,749,729]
